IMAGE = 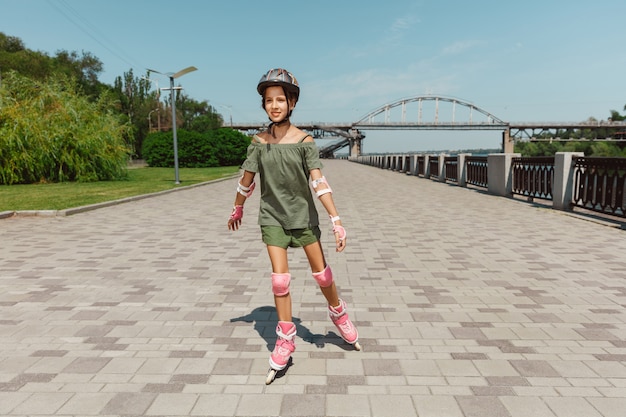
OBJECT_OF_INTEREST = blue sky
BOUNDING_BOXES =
[2,0,625,152]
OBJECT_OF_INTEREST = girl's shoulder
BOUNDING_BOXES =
[297,132,314,143]
[287,127,314,144]
[252,129,314,145]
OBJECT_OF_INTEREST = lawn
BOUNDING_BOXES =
[0,166,240,211]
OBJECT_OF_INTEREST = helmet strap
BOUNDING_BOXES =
[269,118,291,139]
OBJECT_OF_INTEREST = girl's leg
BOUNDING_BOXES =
[303,241,360,348]
[267,245,292,322]
[302,241,339,306]
[265,245,297,379]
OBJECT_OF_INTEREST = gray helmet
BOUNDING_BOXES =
[257,68,300,101]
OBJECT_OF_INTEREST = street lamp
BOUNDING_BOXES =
[147,66,197,184]
[148,108,159,132]
[142,76,162,131]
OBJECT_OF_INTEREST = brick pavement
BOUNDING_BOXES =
[0,159,625,417]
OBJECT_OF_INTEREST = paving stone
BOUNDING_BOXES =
[370,394,418,417]
[500,396,557,417]
[100,392,157,415]
[56,392,116,415]
[145,393,198,415]
[543,397,603,417]
[413,394,464,417]
[1,160,625,416]
[455,395,511,417]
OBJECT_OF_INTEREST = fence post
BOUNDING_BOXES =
[488,153,520,196]
[408,155,417,175]
[424,155,431,179]
[458,153,470,187]
[553,152,584,211]
[438,153,447,182]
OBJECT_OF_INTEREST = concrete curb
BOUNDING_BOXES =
[0,174,238,220]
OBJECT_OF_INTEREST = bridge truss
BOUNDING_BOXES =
[509,123,626,142]
[229,95,626,157]
[353,95,507,130]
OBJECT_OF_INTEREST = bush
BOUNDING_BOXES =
[142,128,250,168]
[0,72,131,184]
[212,128,253,166]
[515,140,626,157]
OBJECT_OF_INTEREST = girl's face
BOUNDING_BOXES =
[263,86,294,123]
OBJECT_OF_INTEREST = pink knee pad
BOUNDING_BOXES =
[312,265,334,288]
[271,272,291,296]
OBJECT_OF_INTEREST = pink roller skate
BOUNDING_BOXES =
[329,299,361,351]
[266,321,296,384]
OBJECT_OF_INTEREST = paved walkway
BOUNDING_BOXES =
[0,160,625,417]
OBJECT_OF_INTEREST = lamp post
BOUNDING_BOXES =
[147,66,197,184]
[142,76,162,132]
[148,108,159,132]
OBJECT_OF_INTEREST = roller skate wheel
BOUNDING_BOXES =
[353,341,362,351]
[265,368,277,385]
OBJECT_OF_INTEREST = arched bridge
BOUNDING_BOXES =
[229,95,626,157]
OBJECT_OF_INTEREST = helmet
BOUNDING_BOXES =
[257,68,300,101]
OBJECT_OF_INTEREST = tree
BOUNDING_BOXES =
[52,50,106,98]
[163,91,223,133]
[112,69,225,158]
[0,72,131,184]
[1,32,107,98]
[112,69,158,158]
[0,33,25,52]
[0,41,51,80]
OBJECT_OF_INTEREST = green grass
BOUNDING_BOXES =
[0,166,240,211]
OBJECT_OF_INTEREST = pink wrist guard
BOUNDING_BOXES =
[333,225,346,241]
[229,205,244,221]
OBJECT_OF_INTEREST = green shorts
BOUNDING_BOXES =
[261,225,321,249]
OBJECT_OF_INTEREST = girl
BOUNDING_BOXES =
[227,68,360,384]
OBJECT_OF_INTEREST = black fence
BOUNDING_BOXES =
[444,156,458,183]
[352,153,626,221]
[512,156,555,200]
[465,156,488,188]
[573,157,626,217]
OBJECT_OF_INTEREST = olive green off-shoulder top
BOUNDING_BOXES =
[241,135,324,229]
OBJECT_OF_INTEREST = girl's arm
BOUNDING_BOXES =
[309,168,346,252]
[228,170,256,231]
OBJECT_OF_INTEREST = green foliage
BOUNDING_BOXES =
[142,131,175,167]
[111,70,224,159]
[111,69,158,158]
[0,72,132,185]
[609,107,626,122]
[142,128,250,168]
[0,32,107,99]
[515,140,626,157]
[213,128,253,166]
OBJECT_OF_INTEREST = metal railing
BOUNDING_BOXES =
[573,157,626,217]
[466,156,488,188]
[350,152,626,222]
[417,156,425,176]
[444,156,458,182]
[512,156,555,200]
[429,158,439,178]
